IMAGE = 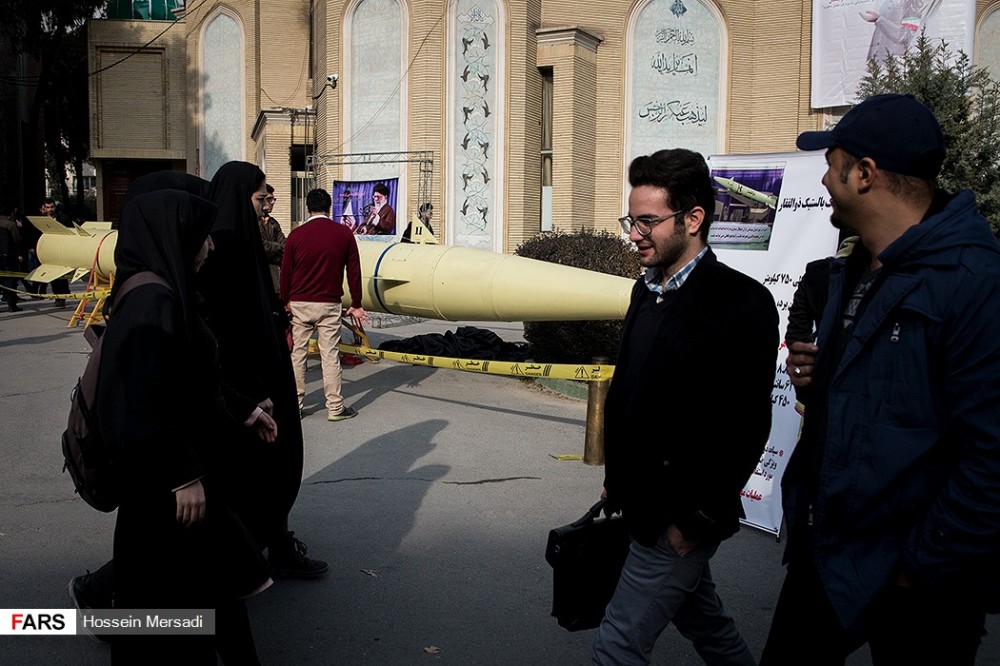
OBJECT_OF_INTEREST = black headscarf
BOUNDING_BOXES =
[125,171,211,204]
[199,161,281,377]
[109,190,216,342]
[114,171,212,230]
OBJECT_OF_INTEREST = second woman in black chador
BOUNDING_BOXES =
[199,161,327,578]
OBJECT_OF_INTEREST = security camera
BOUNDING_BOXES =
[326,73,339,84]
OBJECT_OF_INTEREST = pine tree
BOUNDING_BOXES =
[857,32,1000,236]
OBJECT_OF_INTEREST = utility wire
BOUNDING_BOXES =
[87,0,209,77]
[328,0,451,153]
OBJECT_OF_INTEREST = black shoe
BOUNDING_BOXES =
[7,304,21,312]
[54,299,67,308]
[68,573,112,644]
[327,406,358,422]
[269,533,329,580]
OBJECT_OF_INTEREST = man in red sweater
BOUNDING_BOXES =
[281,188,367,421]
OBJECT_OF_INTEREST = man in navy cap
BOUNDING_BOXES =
[761,94,1000,664]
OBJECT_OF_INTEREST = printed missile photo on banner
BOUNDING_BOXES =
[709,164,786,251]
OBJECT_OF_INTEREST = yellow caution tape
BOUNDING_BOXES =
[549,454,585,461]
[0,283,106,301]
[339,343,615,382]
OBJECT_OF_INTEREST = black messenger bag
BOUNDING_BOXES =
[545,499,631,631]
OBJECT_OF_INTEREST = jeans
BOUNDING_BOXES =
[593,530,754,666]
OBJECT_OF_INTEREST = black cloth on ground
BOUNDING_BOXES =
[379,326,531,361]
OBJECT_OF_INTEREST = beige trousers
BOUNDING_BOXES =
[289,301,345,416]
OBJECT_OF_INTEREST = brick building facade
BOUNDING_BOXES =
[88,0,1000,251]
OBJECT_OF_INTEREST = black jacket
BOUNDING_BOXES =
[603,249,779,546]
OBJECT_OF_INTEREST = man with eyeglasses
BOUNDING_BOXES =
[259,184,286,300]
[594,148,778,665]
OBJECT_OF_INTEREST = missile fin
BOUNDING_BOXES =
[24,264,76,283]
[27,216,79,236]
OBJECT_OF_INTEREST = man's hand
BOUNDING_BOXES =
[347,306,369,325]
[600,487,620,517]
[667,524,698,557]
[174,480,206,527]
[254,411,278,443]
[894,571,913,588]
[787,340,819,388]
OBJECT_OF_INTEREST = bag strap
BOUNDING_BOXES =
[86,272,173,350]
[569,499,608,528]
[117,271,171,299]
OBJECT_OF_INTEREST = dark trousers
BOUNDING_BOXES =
[52,278,69,300]
[760,555,985,666]
[1,255,18,307]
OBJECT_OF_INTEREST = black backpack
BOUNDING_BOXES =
[62,272,170,512]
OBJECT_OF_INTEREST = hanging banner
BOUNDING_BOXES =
[332,178,400,239]
[707,151,840,536]
[811,0,975,108]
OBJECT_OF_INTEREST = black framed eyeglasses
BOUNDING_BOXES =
[618,210,687,237]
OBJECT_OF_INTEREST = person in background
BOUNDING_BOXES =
[281,188,367,422]
[39,198,72,307]
[402,202,434,243]
[0,209,24,312]
[259,184,285,302]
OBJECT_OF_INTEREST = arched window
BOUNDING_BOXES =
[344,0,406,181]
[624,0,726,167]
[200,10,245,180]
[447,0,505,250]
[977,3,1000,80]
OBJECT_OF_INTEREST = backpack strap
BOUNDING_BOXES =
[117,271,171,299]
[90,273,173,349]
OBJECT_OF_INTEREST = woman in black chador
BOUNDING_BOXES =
[99,190,271,663]
[200,161,327,577]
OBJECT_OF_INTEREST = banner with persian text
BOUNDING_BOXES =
[707,151,840,536]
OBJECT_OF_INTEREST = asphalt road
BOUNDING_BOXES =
[1,298,997,665]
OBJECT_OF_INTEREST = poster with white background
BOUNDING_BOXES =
[707,151,840,536]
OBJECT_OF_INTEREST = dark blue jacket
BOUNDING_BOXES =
[782,190,1000,631]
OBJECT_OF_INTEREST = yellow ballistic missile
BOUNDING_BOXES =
[349,240,633,321]
[713,176,778,210]
[30,218,634,322]
[25,216,116,283]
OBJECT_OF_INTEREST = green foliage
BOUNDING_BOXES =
[857,32,1000,235]
[0,0,108,211]
[514,229,640,364]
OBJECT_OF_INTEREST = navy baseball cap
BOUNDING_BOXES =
[796,94,945,180]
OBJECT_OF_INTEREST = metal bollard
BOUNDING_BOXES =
[584,356,610,466]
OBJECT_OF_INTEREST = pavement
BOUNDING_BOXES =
[1,296,998,665]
